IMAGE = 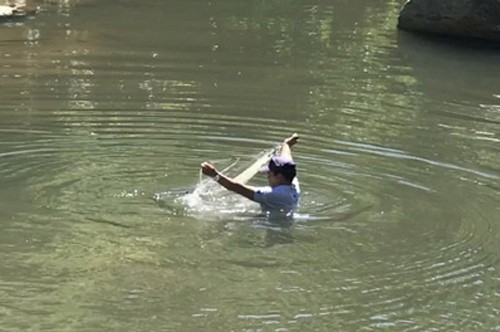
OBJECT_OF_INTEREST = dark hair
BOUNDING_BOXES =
[273,165,296,183]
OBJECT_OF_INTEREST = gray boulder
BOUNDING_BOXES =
[398,0,500,42]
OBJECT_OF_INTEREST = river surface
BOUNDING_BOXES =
[1,0,499,331]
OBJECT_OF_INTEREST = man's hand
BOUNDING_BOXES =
[201,162,218,178]
[284,133,299,147]
[200,161,255,200]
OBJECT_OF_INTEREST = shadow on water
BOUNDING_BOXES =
[85,217,132,229]
[0,12,34,24]
[396,30,500,104]
[398,29,500,51]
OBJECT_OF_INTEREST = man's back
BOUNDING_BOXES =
[254,178,300,213]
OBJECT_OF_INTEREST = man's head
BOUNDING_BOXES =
[261,156,296,185]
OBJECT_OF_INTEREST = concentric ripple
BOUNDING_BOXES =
[1,0,499,330]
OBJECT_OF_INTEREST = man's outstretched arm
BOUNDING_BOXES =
[279,133,299,160]
[201,162,256,201]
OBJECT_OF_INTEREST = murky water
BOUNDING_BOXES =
[1,0,499,330]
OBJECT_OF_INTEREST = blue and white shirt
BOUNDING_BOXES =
[253,178,300,214]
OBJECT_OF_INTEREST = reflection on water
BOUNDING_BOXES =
[0,0,499,330]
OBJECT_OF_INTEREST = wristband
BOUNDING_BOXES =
[213,174,220,182]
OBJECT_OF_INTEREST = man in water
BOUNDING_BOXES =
[201,134,300,216]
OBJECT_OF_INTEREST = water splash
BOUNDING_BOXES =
[156,147,278,219]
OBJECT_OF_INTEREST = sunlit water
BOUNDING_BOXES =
[1,0,499,331]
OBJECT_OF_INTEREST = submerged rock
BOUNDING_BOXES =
[398,0,500,42]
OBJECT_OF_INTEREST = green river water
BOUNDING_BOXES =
[1,0,499,331]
